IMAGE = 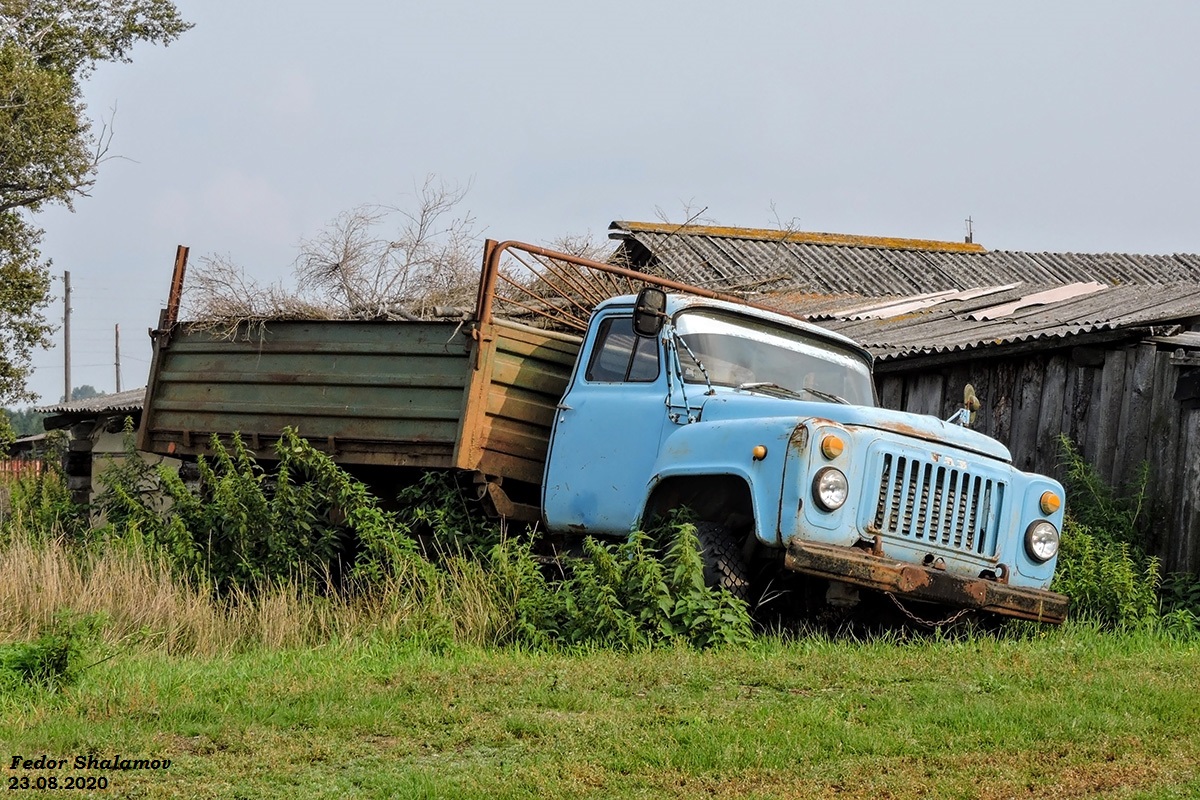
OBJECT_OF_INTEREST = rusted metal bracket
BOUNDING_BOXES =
[471,472,540,523]
[470,324,495,371]
[785,539,1068,624]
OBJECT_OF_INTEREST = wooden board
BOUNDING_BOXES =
[454,320,581,486]
[139,319,474,467]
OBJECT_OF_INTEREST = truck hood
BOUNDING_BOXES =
[697,391,1012,462]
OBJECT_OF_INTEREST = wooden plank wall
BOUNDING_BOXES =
[876,342,1199,573]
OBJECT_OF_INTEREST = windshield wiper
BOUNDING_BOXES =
[736,382,848,404]
[798,386,848,404]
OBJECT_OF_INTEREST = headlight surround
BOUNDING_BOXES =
[1025,520,1060,563]
[813,467,849,511]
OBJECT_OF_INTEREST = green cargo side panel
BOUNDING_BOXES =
[139,320,474,468]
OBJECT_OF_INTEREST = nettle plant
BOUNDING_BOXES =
[93,430,753,649]
[94,428,425,593]
[1053,435,1199,632]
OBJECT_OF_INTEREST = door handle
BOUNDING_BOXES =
[555,403,573,411]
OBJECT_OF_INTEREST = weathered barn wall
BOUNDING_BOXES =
[876,342,1200,573]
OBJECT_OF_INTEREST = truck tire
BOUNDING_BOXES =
[695,522,750,602]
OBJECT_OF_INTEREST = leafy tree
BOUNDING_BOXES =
[0,0,191,405]
[68,384,100,401]
[2,405,44,435]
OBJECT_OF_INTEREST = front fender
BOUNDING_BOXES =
[639,417,804,546]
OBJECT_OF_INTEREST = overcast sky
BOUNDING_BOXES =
[23,1,1200,405]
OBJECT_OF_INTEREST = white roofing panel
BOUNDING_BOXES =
[969,282,1108,321]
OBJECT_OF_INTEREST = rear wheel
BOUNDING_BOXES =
[694,522,750,601]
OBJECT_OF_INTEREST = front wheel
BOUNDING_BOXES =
[694,522,750,601]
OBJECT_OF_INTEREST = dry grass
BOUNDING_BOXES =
[0,534,513,657]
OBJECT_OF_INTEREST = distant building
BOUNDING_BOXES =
[36,387,173,505]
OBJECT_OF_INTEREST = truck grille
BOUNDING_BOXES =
[869,453,1004,556]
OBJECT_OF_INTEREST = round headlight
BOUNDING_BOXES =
[813,467,849,511]
[1025,520,1060,562]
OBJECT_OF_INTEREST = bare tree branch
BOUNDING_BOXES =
[187,175,484,326]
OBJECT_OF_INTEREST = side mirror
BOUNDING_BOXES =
[633,287,667,337]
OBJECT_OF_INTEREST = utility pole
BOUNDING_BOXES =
[63,270,71,402]
[114,324,121,393]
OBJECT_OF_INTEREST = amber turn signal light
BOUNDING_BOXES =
[1039,491,1062,515]
[820,434,845,460]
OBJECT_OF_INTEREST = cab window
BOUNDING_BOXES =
[585,316,660,382]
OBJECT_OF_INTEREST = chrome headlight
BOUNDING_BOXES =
[813,467,849,511]
[1025,520,1060,562]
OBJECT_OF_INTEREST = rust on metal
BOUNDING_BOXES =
[165,245,190,329]
[787,424,810,455]
[874,419,938,440]
[481,480,540,523]
[785,539,1068,623]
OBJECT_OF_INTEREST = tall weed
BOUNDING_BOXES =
[0,610,105,690]
[94,429,428,593]
[1054,436,1164,630]
[0,431,84,543]
[1058,434,1148,547]
[73,432,751,652]
[1052,518,1159,628]
[487,515,753,651]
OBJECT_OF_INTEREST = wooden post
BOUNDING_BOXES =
[114,324,122,393]
[63,270,71,402]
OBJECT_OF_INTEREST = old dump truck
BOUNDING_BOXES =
[139,240,1069,623]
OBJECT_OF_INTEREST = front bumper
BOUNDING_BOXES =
[784,540,1069,624]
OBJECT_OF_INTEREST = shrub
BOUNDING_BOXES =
[1052,518,1159,629]
[94,429,428,594]
[0,432,84,544]
[0,610,106,690]
[1053,436,1161,630]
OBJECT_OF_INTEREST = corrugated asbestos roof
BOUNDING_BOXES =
[609,221,1200,295]
[36,387,146,416]
[781,283,1200,362]
[609,222,1200,361]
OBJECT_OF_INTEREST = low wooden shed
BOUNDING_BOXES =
[36,387,173,506]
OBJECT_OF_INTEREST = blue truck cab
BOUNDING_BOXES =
[542,290,1068,623]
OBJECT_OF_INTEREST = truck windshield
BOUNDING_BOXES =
[674,309,875,406]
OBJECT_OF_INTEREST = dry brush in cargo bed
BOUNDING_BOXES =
[89,428,753,650]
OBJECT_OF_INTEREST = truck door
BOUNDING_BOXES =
[542,312,666,535]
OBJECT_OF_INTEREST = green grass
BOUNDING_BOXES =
[2,626,1198,799]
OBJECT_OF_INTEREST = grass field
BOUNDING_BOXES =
[2,452,1197,799]
[2,626,1198,799]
